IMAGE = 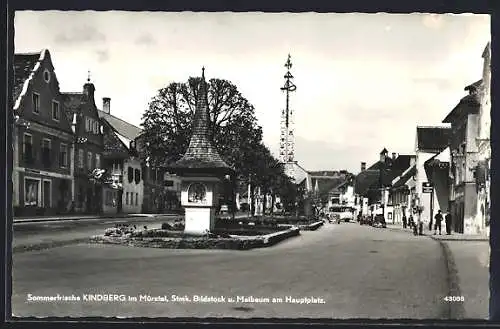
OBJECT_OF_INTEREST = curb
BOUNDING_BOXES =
[262,227,300,245]
[430,236,466,319]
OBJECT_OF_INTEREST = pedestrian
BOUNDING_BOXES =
[408,215,414,229]
[434,210,443,235]
[445,212,452,235]
[402,215,407,229]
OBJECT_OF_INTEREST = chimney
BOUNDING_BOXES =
[103,97,111,114]
[361,162,366,171]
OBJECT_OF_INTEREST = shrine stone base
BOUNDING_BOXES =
[184,206,216,236]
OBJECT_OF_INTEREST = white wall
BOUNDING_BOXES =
[415,151,436,225]
[122,157,143,213]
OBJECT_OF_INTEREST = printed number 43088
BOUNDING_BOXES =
[443,296,465,302]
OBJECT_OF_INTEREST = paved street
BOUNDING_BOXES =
[13,215,179,251]
[11,222,468,319]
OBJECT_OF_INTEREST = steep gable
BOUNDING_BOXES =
[13,52,40,107]
[13,49,73,134]
[101,118,130,159]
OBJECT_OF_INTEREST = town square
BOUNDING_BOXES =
[10,12,490,319]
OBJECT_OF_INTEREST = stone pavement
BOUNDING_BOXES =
[386,223,489,319]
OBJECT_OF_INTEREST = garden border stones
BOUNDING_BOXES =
[278,220,324,231]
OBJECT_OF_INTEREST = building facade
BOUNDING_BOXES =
[13,49,75,216]
[443,82,481,234]
[354,149,414,222]
[475,42,491,236]
[413,126,451,229]
[62,79,105,214]
[389,160,416,224]
[98,99,144,214]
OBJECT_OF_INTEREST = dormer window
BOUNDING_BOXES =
[43,69,51,83]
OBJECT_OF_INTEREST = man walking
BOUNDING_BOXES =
[402,214,407,229]
[445,212,452,235]
[434,210,443,235]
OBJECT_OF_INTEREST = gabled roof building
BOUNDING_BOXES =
[13,49,75,216]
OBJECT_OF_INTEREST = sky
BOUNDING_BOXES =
[14,12,490,173]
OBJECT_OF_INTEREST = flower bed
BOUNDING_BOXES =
[90,226,300,250]
[217,216,321,228]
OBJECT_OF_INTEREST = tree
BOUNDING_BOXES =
[141,77,261,175]
[141,75,296,215]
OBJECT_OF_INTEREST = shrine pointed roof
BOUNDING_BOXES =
[169,68,234,174]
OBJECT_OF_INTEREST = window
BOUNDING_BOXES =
[134,169,141,184]
[52,101,60,120]
[43,180,51,208]
[130,193,134,205]
[23,133,34,164]
[25,178,40,206]
[42,138,51,168]
[87,152,93,170]
[126,192,129,205]
[135,193,139,206]
[32,93,40,114]
[59,144,68,168]
[95,154,101,169]
[78,149,84,168]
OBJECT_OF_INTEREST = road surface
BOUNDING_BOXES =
[13,215,178,251]
[11,222,459,319]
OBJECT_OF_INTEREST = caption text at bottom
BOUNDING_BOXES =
[26,294,326,305]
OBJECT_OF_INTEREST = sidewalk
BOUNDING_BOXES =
[385,223,489,319]
[438,238,489,319]
[13,213,179,224]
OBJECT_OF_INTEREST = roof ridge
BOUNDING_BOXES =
[98,109,142,131]
[14,51,43,56]
[417,125,451,129]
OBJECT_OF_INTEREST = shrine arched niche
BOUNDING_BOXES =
[187,182,208,204]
